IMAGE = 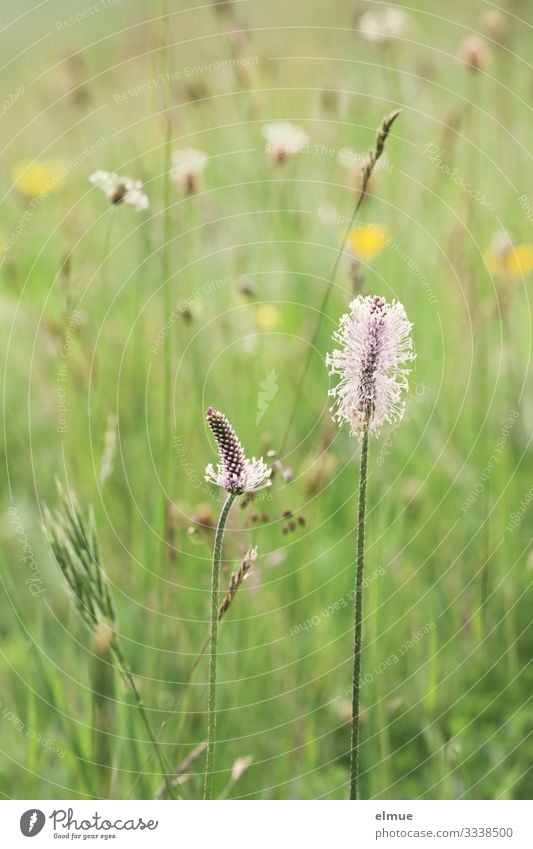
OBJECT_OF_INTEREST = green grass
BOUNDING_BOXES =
[0,0,532,800]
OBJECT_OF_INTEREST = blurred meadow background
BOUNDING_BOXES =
[0,0,532,800]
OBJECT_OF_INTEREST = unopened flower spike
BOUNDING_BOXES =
[205,407,271,494]
[202,408,269,800]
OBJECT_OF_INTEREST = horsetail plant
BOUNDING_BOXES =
[43,484,176,800]
[203,408,270,799]
[326,295,415,799]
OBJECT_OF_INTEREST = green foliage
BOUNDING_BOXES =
[0,0,531,800]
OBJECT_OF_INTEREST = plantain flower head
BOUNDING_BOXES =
[358,8,407,43]
[171,148,207,194]
[205,407,271,494]
[326,295,415,438]
[457,36,491,71]
[89,170,149,210]
[262,122,309,165]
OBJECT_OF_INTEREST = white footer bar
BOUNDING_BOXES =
[2,800,530,848]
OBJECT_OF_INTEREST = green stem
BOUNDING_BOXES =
[91,641,115,798]
[350,425,369,800]
[94,209,116,425]
[161,3,174,556]
[113,643,176,800]
[203,492,236,800]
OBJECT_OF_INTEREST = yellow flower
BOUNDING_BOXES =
[484,241,533,278]
[12,160,65,197]
[256,305,280,330]
[345,225,388,261]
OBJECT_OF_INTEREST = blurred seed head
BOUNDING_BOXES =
[262,122,309,165]
[457,36,491,71]
[357,7,407,44]
[171,149,207,195]
[193,503,216,532]
[89,171,149,211]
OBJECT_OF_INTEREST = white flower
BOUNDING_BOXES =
[171,148,207,193]
[262,122,309,165]
[205,457,271,494]
[358,8,407,44]
[326,295,415,437]
[89,170,149,211]
[205,407,271,494]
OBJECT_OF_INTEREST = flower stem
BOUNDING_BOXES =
[350,425,369,800]
[204,492,236,800]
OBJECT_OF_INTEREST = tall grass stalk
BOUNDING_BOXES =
[161,5,175,558]
[280,109,401,455]
[90,624,115,797]
[44,485,176,799]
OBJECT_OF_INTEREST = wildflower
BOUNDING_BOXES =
[457,36,491,71]
[326,295,415,437]
[205,407,271,494]
[358,7,407,43]
[203,409,266,799]
[256,304,280,330]
[171,148,207,194]
[484,231,533,278]
[346,225,389,261]
[327,295,414,800]
[12,160,65,197]
[89,170,149,210]
[262,122,309,165]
